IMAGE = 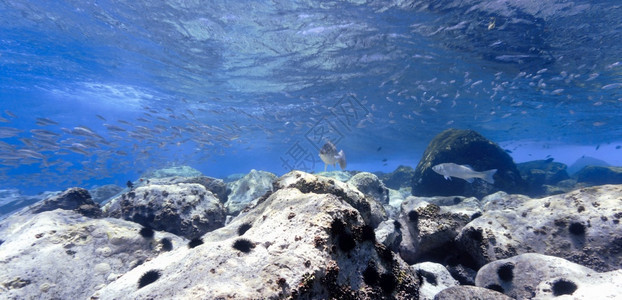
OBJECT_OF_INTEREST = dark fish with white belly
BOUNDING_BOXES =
[319,141,346,172]
[432,163,496,184]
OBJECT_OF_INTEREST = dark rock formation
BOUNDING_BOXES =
[517,160,570,196]
[31,187,101,218]
[575,166,622,185]
[377,165,416,190]
[411,129,525,198]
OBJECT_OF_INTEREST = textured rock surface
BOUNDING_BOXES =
[412,262,459,300]
[434,285,512,300]
[347,172,390,205]
[534,269,622,299]
[146,176,230,203]
[103,183,226,239]
[0,210,184,300]
[374,219,402,252]
[30,187,102,218]
[456,184,622,272]
[398,196,480,264]
[92,173,419,299]
[275,171,386,228]
[475,253,595,299]
[412,129,525,198]
[225,169,276,215]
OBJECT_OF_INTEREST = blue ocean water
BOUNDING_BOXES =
[0,0,621,195]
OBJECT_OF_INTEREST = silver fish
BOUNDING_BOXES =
[319,141,346,172]
[0,127,22,138]
[432,163,496,184]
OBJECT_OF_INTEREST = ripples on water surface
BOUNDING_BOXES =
[0,0,621,194]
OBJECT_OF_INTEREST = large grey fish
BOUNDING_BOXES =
[319,141,346,172]
[432,163,496,184]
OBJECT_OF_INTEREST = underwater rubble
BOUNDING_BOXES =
[0,163,621,299]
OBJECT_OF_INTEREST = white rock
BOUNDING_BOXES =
[92,173,418,299]
[457,184,622,272]
[412,262,459,300]
[225,169,276,215]
[475,253,596,299]
[0,210,184,300]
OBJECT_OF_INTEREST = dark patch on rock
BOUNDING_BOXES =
[467,227,484,243]
[138,270,161,289]
[188,237,203,249]
[358,224,376,243]
[408,210,419,223]
[569,222,586,236]
[486,283,504,293]
[337,232,356,252]
[470,211,482,220]
[160,238,173,251]
[416,269,438,286]
[237,222,252,236]
[552,278,577,296]
[379,273,397,294]
[411,129,526,198]
[139,226,155,239]
[447,264,477,285]
[232,238,255,253]
[497,262,514,282]
[375,243,394,264]
[362,261,379,286]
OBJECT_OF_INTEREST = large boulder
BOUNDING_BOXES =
[475,253,596,299]
[412,262,459,300]
[377,165,416,190]
[517,159,570,196]
[411,129,525,198]
[575,166,622,186]
[347,172,390,205]
[567,156,609,175]
[398,196,480,264]
[456,184,622,272]
[91,171,419,299]
[225,169,276,215]
[103,183,226,239]
[0,209,184,300]
[274,171,387,228]
[30,187,102,218]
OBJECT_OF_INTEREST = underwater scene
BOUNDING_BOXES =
[1,0,621,299]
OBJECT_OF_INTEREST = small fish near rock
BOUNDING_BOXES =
[318,141,347,172]
[432,163,497,184]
